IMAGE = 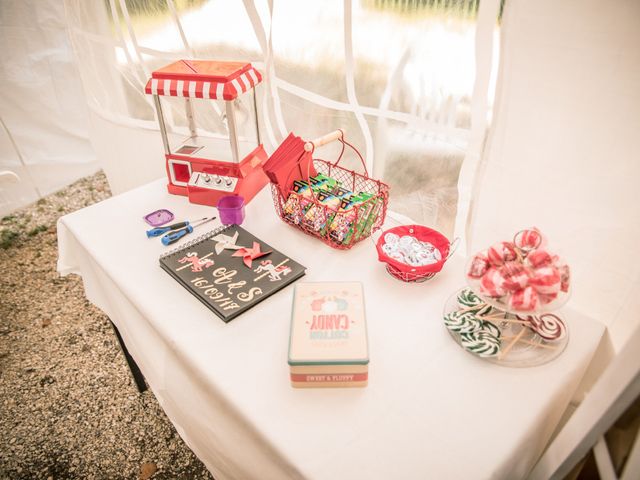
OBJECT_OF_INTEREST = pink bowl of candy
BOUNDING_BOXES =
[466,227,571,314]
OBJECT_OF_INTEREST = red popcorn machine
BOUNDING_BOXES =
[145,59,269,206]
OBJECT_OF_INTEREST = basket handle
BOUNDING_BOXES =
[304,129,344,152]
[305,129,369,178]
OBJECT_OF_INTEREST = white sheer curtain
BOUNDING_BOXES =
[0,1,99,216]
[63,0,501,237]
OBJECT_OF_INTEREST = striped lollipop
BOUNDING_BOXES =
[457,288,491,315]
[443,311,483,334]
[480,320,501,338]
[460,330,501,357]
[527,313,567,341]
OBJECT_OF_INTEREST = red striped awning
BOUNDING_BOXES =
[145,60,262,101]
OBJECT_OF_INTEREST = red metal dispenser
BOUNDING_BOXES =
[145,60,269,206]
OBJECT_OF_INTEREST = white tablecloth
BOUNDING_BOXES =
[57,178,604,480]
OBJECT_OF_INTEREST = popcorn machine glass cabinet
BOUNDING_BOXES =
[146,60,269,206]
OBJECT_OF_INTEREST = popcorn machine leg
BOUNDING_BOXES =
[253,89,261,145]
[225,100,241,164]
[185,98,197,139]
[152,94,170,154]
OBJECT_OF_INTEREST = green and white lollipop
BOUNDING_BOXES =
[443,311,483,334]
[460,330,501,357]
[480,320,501,338]
[457,288,491,315]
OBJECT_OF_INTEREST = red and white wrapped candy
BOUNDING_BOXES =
[526,248,556,268]
[539,292,558,305]
[467,252,490,278]
[480,267,507,297]
[508,286,539,311]
[514,227,543,251]
[468,227,570,314]
[487,241,517,266]
[500,261,529,292]
[559,264,571,293]
[529,266,561,296]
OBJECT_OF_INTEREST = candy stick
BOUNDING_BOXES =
[476,311,524,322]
[457,303,488,314]
[479,316,529,326]
[498,326,526,360]
[499,337,557,349]
[477,312,507,320]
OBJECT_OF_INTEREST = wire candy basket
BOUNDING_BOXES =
[270,131,389,250]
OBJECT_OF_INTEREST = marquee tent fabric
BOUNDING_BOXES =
[144,60,263,101]
[2,0,640,476]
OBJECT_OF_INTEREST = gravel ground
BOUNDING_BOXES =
[0,172,212,480]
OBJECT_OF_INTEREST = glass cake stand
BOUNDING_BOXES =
[443,287,569,367]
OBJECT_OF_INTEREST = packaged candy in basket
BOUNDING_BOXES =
[284,175,339,224]
[283,181,310,222]
[358,196,384,240]
[327,195,356,242]
[303,190,342,231]
[269,129,389,250]
[327,193,373,244]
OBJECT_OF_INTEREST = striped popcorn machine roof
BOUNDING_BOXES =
[144,59,262,101]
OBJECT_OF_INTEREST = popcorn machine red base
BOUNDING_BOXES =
[145,60,269,206]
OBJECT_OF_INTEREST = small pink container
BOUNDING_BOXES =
[217,195,245,225]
